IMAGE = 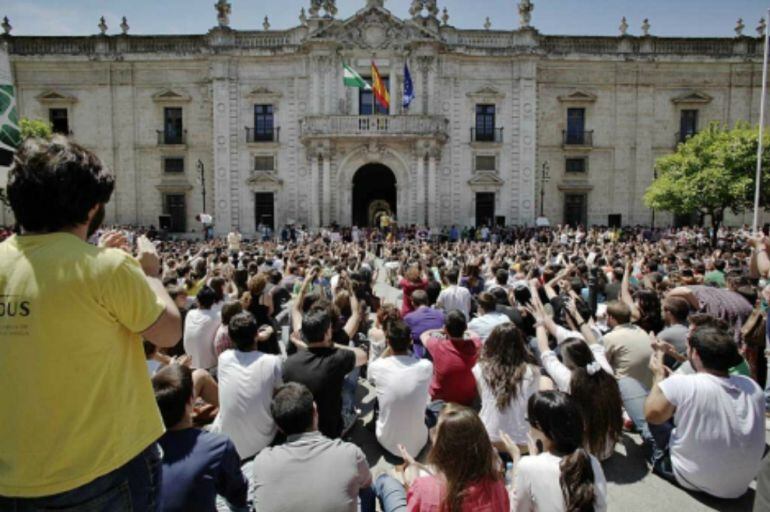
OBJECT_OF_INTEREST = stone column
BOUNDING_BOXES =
[415,148,426,226]
[309,153,321,227]
[427,148,438,227]
[389,59,398,115]
[211,58,235,234]
[321,148,332,227]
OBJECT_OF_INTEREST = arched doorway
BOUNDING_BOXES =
[352,164,396,227]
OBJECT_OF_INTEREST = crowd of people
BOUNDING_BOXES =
[1,135,769,511]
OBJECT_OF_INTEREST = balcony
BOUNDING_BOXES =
[157,129,187,146]
[471,127,503,144]
[562,130,593,148]
[300,115,448,141]
[246,127,280,144]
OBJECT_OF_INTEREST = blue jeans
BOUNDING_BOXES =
[617,376,652,442]
[342,366,361,415]
[765,343,770,411]
[0,443,162,512]
[374,475,407,512]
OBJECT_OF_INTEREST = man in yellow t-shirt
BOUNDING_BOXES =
[0,136,181,509]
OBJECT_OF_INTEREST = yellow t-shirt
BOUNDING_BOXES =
[0,233,165,497]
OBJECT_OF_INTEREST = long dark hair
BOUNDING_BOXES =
[561,339,623,458]
[528,391,596,512]
[634,289,664,334]
[480,324,536,410]
[428,404,501,512]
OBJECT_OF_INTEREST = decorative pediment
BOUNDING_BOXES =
[245,86,282,101]
[156,179,193,193]
[309,5,439,50]
[152,88,191,103]
[467,86,506,101]
[36,90,77,104]
[247,171,283,191]
[671,91,713,105]
[557,91,597,103]
[557,180,594,192]
[468,171,504,192]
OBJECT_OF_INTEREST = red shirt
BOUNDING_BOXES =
[407,475,509,512]
[425,334,481,406]
[399,278,428,317]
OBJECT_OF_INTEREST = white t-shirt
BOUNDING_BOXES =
[658,373,765,499]
[227,232,241,252]
[212,349,283,459]
[436,285,472,320]
[368,355,433,457]
[468,312,511,342]
[472,364,538,445]
[183,308,221,370]
[512,451,607,512]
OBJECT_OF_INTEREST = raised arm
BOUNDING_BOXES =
[621,260,641,320]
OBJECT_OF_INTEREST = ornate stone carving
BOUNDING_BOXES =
[409,1,422,19]
[518,0,533,28]
[263,16,270,30]
[215,0,231,28]
[366,0,385,7]
[120,16,129,35]
[1,17,11,36]
[98,16,108,36]
[735,18,745,37]
[484,17,491,30]
[322,0,338,18]
[309,0,322,18]
[619,16,628,36]
[641,18,650,37]
[441,8,449,26]
[299,8,307,25]
[425,0,438,18]
[758,17,766,37]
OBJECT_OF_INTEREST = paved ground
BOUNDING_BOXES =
[344,265,764,511]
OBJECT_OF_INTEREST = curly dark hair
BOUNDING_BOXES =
[480,323,536,410]
[7,135,114,232]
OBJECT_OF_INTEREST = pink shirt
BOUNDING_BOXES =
[399,278,428,317]
[407,475,509,512]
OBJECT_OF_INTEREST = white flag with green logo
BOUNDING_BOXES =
[343,63,371,90]
[0,42,20,169]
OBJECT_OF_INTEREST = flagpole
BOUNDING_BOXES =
[753,8,770,234]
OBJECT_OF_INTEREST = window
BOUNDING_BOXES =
[254,105,275,141]
[565,157,587,173]
[680,110,698,142]
[163,194,187,232]
[475,105,496,141]
[359,77,389,115]
[49,108,69,135]
[474,155,497,172]
[163,157,184,174]
[566,108,585,144]
[163,107,183,144]
[254,155,275,172]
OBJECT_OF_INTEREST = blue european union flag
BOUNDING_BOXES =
[403,62,415,109]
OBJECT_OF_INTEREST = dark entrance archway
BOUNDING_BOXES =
[352,164,396,227]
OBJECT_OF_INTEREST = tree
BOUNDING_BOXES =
[0,118,52,207]
[644,122,770,245]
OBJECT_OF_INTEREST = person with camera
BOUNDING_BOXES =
[0,136,181,510]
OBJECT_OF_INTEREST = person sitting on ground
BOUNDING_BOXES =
[436,267,472,321]
[368,320,433,458]
[214,300,243,356]
[473,323,542,454]
[398,264,429,318]
[645,326,765,499]
[468,292,512,343]
[404,290,445,358]
[368,303,401,364]
[374,404,509,512]
[602,300,654,390]
[657,296,691,368]
[153,364,247,512]
[212,312,281,460]
[502,391,607,512]
[251,383,373,512]
[183,285,221,371]
[284,309,368,438]
[421,310,482,407]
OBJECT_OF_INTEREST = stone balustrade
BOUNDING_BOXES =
[300,115,448,140]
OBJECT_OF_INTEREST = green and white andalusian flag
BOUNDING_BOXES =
[343,63,371,90]
[0,43,20,169]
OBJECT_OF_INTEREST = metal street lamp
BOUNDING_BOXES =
[196,159,206,213]
[540,161,550,217]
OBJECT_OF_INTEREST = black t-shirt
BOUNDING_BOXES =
[282,347,356,438]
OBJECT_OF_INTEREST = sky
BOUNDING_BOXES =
[1,0,767,38]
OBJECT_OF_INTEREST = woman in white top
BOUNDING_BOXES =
[502,391,608,512]
[472,323,542,451]
[529,287,623,461]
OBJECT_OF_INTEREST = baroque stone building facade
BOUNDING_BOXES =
[1,0,767,234]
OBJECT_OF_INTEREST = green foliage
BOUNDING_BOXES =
[19,118,52,140]
[645,122,770,226]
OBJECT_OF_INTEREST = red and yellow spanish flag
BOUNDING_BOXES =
[371,61,390,111]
